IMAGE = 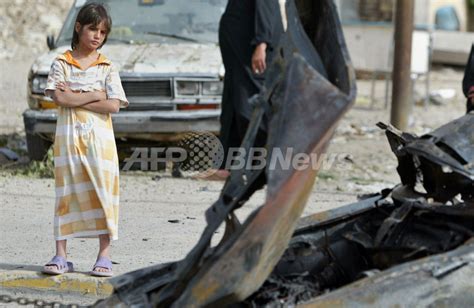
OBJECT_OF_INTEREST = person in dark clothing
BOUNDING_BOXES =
[218,0,284,172]
[463,44,474,113]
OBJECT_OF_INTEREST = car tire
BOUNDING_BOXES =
[26,132,52,161]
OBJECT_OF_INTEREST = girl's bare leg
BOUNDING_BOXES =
[44,240,67,270]
[94,234,111,272]
[56,240,67,257]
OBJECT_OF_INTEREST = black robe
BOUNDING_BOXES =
[218,0,283,163]
[463,44,474,113]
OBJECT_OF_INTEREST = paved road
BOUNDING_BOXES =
[0,171,358,286]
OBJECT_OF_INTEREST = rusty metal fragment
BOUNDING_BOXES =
[93,0,473,305]
[379,113,474,203]
[94,0,356,306]
[240,114,474,306]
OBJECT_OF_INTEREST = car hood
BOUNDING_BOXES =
[31,43,224,77]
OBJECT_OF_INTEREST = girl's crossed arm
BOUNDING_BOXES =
[56,81,119,113]
[45,82,105,108]
[46,82,119,114]
[80,98,120,114]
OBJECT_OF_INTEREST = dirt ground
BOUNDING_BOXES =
[0,0,469,303]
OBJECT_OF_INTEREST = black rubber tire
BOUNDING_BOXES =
[26,132,52,161]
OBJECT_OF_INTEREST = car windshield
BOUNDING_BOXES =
[56,0,227,46]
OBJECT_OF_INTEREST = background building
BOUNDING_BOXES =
[335,0,472,31]
[332,0,474,70]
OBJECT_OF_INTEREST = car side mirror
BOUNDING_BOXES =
[47,35,55,50]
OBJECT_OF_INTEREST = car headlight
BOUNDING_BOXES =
[31,75,48,95]
[202,81,223,96]
[176,81,199,96]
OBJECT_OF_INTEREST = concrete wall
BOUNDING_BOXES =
[341,25,394,71]
[342,24,474,69]
[332,0,472,68]
[432,30,474,64]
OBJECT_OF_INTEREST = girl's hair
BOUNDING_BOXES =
[71,2,112,50]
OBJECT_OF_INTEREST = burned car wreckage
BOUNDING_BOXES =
[95,0,474,307]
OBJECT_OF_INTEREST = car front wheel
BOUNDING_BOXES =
[26,132,52,161]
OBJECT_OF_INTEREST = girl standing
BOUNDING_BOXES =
[42,2,128,277]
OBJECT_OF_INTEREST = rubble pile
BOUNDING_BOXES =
[245,114,474,306]
[0,0,73,59]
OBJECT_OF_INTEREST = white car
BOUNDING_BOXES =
[24,0,226,160]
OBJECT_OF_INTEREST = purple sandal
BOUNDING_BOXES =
[91,256,113,277]
[42,256,74,275]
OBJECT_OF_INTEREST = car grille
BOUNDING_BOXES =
[122,80,172,98]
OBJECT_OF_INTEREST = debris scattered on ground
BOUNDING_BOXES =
[346,181,394,193]
[243,115,474,306]
[98,114,473,307]
[0,148,19,161]
[429,88,457,105]
[7,148,55,178]
[0,134,34,170]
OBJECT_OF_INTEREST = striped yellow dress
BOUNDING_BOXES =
[45,51,128,241]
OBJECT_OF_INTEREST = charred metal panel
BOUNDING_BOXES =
[241,117,474,306]
[94,0,356,306]
[379,113,474,203]
[243,188,474,306]
[300,242,474,307]
[427,114,474,165]
[93,1,474,305]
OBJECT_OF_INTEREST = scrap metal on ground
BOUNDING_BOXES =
[246,113,473,306]
[95,0,356,306]
[93,0,474,306]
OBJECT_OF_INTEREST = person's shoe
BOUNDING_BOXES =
[90,256,113,277]
[42,256,74,275]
